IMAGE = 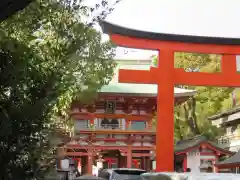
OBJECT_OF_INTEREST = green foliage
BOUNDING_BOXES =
[0,0,118,179]
[153,53,231,142]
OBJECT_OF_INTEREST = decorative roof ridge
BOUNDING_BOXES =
[114,59,152,62]
[216,150,240,166]
[208,105,240,120]
[175,134,233,155]
[176,134,207,145]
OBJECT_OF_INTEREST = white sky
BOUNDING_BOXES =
[85,0,240,61]
[106,0,240,37]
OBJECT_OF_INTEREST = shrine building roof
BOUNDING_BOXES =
[175,135,232,155]
[215,150,240,168]
[208,106,240,121]
[99,83,195,98]
[101,0,240,45]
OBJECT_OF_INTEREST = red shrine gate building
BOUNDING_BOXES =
[174,135,233,173]
[57,57,196,174]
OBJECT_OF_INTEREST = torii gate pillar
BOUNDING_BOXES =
[155,50,175,172]
[101,21,240,172]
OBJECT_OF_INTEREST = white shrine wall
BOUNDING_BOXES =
[186,149,217,173]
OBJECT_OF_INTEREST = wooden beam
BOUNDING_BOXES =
[118,69,157,84]
[132,153,152,157]
[72,137,155,142]
[110,34,240,54]
[174,68,240,87]
[71,113,153,120]
[65,144,155,151]
[77,129,155,135]
[64,152,91,156]
[99,94,156,99]
[215,163,240,169]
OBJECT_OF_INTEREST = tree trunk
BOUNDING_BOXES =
[191,98,200,134]
[175,110,184,140]
[183,98,200,135]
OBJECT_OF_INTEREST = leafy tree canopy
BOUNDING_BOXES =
[0,0,118,179]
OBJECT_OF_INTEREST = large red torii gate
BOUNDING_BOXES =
[101,21,240,172]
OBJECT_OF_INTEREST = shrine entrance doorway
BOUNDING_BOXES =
[103,158,118,169]
[101,150,121,168]
[132,159,141,169]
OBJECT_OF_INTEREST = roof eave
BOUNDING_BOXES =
[215,162,240,168]
[175,142,233,156]
[100,20,240,46]
[208,106,240,121]
[99,91,195,98]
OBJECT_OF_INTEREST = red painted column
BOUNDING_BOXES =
[183,155,187,172]
[87,150,93,174]
[126,118,130,130]
[146,157,150,171]
[90,116,94,128]
[214,156,219,173]
[156,50,175,172]
[148,119,153,130]
[127,146,132,168]
[77,158,82,172]
[143,157,146,170]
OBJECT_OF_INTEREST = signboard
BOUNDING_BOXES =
[61,159,70,169]
[105,100,116,114]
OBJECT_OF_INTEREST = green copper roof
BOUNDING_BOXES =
[100,83,196,97]
[208,105,240,120]
[175,135,231,154]
[216,150,240,166]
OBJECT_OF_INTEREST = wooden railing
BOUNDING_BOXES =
[75,124,155,132]
[217,134,240,145]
